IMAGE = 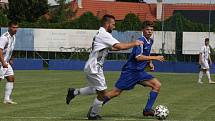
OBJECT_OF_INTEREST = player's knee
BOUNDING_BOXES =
[6,76,15,82]
[97,91,106,100]
[97,94,105,100]
[155,84,161,91]
[153,81,161,91]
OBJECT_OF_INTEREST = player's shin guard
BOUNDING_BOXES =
[144,91,158,112]
[198,71,203,83]
[4,82,14,101]
[90,98,103,117]
[206,70,212,82]
[78,87,96,95]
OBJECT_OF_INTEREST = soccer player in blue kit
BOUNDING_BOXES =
[103,21,165,117]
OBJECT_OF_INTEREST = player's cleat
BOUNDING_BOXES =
[3,100,17,104]
[88,115,102,120]
[87,106,102,120]
[198,81,203,84]
[143,109,155,117]
[66,88,75,104]
[209,81,215,84]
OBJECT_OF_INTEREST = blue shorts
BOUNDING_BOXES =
[115,70,154,90]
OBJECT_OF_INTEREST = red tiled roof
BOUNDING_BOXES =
[72,0,157,21]
[71,1,215,22]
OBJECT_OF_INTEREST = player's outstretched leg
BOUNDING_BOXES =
[87,99,103,120]
[198,70,204,84]
[141,78,161,117]
[206,70,215,84]
[103,88,122,105]
[87,90,107,120]
[4,76,17,105]
[66,86,96,104]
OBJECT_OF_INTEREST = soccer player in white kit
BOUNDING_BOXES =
[198,38,215,84]
[0,21,18,104]
[66,14,143,120]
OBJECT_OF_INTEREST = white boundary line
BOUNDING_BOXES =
[0,117,205,121]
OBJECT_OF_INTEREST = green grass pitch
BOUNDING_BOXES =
[0,70,215,121]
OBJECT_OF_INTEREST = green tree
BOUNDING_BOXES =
[50,0,76,23]
[8,0,48,22]
[73,12,100,29]
[0,9,9,26]
[120,13,142,31]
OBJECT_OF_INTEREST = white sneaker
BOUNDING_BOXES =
[209,81,215,84]
[3,100,17,104]
[198,81,203,84]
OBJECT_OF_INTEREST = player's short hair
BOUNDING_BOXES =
[205,38,209,42]
[142,21,154,29]
[101,14,115,26]
[8,21,18,27]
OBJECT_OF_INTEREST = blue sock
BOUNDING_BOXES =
[144,91,158,112]
[102,96,110,105]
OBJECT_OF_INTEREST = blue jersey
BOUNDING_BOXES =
[115,36,154,90]
[122,36,153,71]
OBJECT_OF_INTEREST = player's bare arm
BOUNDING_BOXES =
[199,53,202,64]
[112,40,143,50]
[9,56,14,65]
[0,49,8,68]
[136,55,165,62]
[209,54,212,65]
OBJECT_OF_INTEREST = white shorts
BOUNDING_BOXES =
[86,69,107,91]
[200,60,210,70]
[0,64,14,79]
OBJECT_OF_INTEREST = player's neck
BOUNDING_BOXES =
[143,35,151,43]
[8,31,14,37]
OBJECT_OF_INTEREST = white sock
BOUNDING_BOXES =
[206,70,212,82]
[74,87,96,96]
[4,82,14,101]
[198,71,203,82]
[90,98,103,117]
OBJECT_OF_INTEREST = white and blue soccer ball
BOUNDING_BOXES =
[154,105,169,120]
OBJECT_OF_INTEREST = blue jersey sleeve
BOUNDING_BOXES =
[132,45,143,57]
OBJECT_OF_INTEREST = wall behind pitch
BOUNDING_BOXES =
[1,28,176,54]
[48,60,126,71]
[48,60,215,73]
[12,59,43,70]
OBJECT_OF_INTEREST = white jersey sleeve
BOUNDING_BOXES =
[102,33,120,47]
[0,36,8,49]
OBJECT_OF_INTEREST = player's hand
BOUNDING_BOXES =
[2,62,8,68]
[9,59,13,65]
[156,56,165,62]
[149,62,154,71]
[133,40,144,46]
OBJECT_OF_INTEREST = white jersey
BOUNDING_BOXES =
[84,27,120,74]
[200,45,210,62]
[0,32,16,63]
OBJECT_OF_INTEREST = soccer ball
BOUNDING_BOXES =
[154,105,169,120]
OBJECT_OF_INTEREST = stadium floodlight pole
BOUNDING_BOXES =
[208,0,212,38]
